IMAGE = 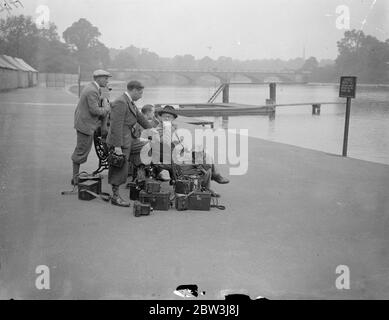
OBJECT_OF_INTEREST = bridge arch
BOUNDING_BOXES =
[194,73,225,85]
[169,72,198,85]
[239,73,265,83]
[108,69,309,85]
[273,74,296,83]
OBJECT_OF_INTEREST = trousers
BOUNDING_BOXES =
[108,139,148,186]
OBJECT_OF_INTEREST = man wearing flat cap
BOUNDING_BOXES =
[106,80,154,207]
[71,69,112,185]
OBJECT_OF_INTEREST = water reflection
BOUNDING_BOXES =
[222,115,229,129]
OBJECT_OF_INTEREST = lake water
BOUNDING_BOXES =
[110,83,389,165]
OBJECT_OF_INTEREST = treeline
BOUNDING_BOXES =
[0,15,109,74]
[275,31,389,84]
[110,45,322,71]
[1,14,388,83]
[334,30,389,83]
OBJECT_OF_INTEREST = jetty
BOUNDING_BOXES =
[155,83,345,117]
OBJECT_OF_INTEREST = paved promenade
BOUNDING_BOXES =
[0,87,388,299]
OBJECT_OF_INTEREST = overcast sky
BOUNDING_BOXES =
[6,0,389,60]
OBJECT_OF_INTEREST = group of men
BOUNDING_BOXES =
[71,69,229,208]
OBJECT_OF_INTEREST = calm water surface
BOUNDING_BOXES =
[111,83,389,165]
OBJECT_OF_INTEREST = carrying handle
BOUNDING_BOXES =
[210,197,226,211]
[81,189,111,202]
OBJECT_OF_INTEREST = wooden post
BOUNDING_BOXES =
[222,83,229,103]
[339,76,357,157]
[342,97,352,157]
[269,82,276,104]
[269,109,276,121]
[78,65,81,98]
[221,115,229,129]
[312,104,321,115]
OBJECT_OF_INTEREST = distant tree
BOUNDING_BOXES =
[90,40,110,68]
[310,65,337,83]
[63,18,110,71]
[285,57,305,70]
[336,30,389,83]
[0,15,40,67]
[318,59,335,67]
[172,54,196,68]
[63,18,100,53]
[34,22,78,73]
[137,48,159,68]
[182,54,196,68]
[125,45,141,57]
[0,15,78,73]
[216,56,233,69]
[301,56,319,71]
[335,30,363,76]
[111,51,137,68]
[198,56,215,69]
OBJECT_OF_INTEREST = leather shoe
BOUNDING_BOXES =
[212,174,230,184]
[111,196,131,207]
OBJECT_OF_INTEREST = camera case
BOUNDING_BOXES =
[78,180,100,201]
[145,180,161,194]
[133,201,152,217]
[107,152,126,168]
[175,179,194,195]
[188,191,212,211]
[139,190,171,211]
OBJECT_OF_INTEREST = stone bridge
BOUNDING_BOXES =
[107,68,310,84]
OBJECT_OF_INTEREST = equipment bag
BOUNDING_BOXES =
[139,190,171,211]
[107,152,126,168]
[145,180,161,194]
[188,191,212,211]
[133,201,152,217]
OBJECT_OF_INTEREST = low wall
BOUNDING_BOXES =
[38,73,79,87]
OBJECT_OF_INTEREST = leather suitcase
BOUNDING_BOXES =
[129,182,144,201]
[78,173,103,194]
[175,179,194,195]
[78,180,100,201]
[139,190,171,211]
[133,201,152,217]
[145,180,161,194]
[188,191,211,211]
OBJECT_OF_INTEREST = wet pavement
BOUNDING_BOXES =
[0,87,388,299]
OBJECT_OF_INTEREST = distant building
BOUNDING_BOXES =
[0,55,38,91]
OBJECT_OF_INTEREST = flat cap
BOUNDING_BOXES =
[93,69,112,77]
[127,80,144,90]
[156,105,178,118]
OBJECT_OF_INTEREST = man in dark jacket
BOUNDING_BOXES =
[71,69,111,185]
[106,80,153,207]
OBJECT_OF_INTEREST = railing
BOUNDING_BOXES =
[208,84,226,103]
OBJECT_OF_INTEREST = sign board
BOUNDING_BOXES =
[339,76,357,98]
